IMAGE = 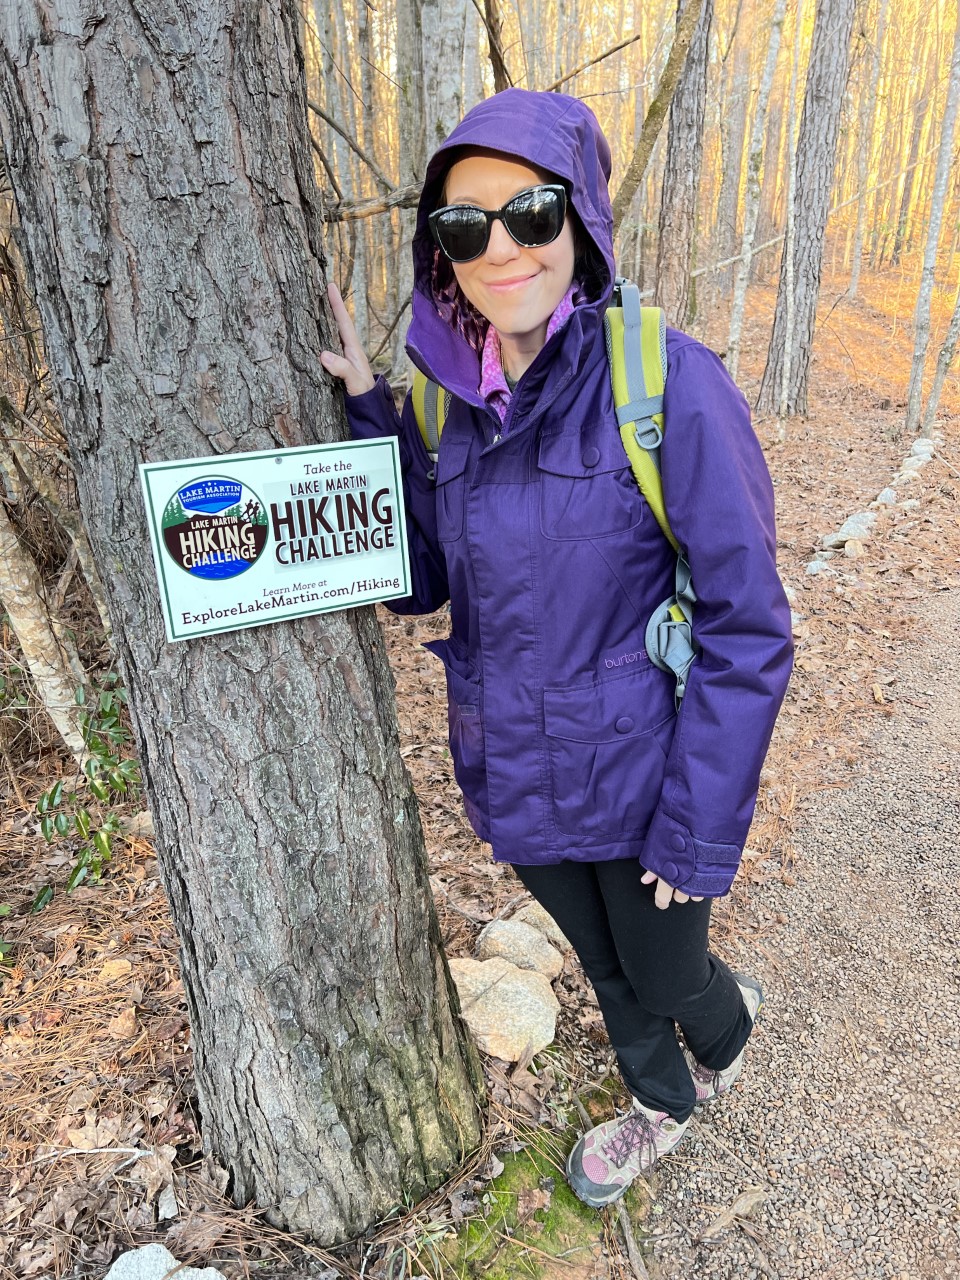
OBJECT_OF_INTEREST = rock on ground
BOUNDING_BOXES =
[477,918,563,978]
[449,956,559,1061]
[104,1245,225,1280]
[512,899,573,951]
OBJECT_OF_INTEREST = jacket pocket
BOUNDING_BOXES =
[537,430,644,541]
[435,438,472,542]
[543,664,675,838]
[423,638,489,819]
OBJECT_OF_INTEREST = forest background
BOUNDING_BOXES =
[1,0,959,1276]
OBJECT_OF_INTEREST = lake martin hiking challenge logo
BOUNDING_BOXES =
[161,477,268,580]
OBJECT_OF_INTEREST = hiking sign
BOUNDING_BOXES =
[140,438,410,642]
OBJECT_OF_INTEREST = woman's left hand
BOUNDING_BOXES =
[640,868,705,911]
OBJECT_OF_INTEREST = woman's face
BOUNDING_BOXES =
[441,152,576,351]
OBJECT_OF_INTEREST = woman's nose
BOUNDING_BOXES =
[485,216,520,263]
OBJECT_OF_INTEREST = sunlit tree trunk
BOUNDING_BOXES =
[725,0,787,380]
[757,0,857,417]
[920,261,960,438]
[715,32,750,298]
[849,0,890,297]
[0,0,482,1241]
[656,0,712,326]
[904,4,960,434]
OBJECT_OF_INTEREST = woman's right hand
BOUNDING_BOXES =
[320,282,376,397]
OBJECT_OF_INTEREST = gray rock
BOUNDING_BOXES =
[874,488,897,506]
[845,539,865,559]
[900,456,925,471]
[815,549,837,560]
[910,439,935,458]
[511,900,572,952]
[448,956,559,1060]
[105,1246,225,1280]
[805,559,834,576]
[477,918,563,979]
[822,511,876,549]
[901,498,921,510]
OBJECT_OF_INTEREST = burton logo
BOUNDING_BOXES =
[161,477,268,580]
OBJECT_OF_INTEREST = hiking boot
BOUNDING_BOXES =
[684,973,764,1105]
[566,1100,688,1208]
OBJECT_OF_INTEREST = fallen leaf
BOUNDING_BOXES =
[97,958,133,983]
[699,1187,768,1241]
[872,683,885,704]
[107,1007,138,1038]
[516,1186,552,1225]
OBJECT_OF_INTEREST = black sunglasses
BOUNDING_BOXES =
[429,184,568,263]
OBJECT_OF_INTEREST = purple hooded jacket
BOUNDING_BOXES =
[345,89,793,897]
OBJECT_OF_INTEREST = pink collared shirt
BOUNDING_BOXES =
[478,284,578,426]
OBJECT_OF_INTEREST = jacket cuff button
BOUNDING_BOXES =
[670,833,686,852]
[662,861,679,883]
[582,446,601,467]
[614,716,634,734]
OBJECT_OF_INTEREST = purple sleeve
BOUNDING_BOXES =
[343,375,449,615]
[640,340,794,897]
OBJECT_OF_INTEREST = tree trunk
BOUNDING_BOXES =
[725,0,787,381]
[920,259,960,437]
[0,498,88,762]
[715,34,750,298]
[849,0,890,297]
[757,0,857,416]
[655,0,713,327]
[0,0,482,1243]
[611,0,707,236]
[904,4,960,433]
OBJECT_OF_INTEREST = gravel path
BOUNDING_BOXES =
[644,586,960,1279]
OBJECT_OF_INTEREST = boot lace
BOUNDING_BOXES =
[601,1107,658,1169]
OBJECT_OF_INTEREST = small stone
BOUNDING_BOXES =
[805,559,832,576]
[815,549,837,560]
[822,510,876,549]
[448,957,559,1060]
[900,456,924,471]
[874,487,897,505]
[512,901,572,951]
[909,439,935,458]
[901,498,921,511]
[844,539,865,559]
[477,919,563,979]
[105,1245,225,1280]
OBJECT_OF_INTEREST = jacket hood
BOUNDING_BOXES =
[406,89,615,403]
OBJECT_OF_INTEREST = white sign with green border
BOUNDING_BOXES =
[140,438,410,643]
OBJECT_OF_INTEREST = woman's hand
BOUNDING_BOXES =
[641,868,705,911]
[319,282,376,397]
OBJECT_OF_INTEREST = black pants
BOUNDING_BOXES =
[512,859,754,1123]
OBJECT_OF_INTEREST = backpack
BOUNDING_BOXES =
[412,277,698,703]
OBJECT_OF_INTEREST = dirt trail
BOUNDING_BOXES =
[645,586,960,1279]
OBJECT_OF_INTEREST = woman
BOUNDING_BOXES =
[320,88,793,1208]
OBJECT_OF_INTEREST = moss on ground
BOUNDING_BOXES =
[413,1116,653,1280]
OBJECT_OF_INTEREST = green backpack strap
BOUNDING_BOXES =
[605,277,698,702]
[412,369,448,478]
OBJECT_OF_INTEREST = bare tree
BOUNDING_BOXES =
[0,0,481,1242]
[757,0,858,417]
[848,0,890,298]
[904,3,960,434]
[725,0,787,380]
[655,0,714,326]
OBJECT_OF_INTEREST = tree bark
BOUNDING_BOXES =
[0,0,482,1242]
[725,0,787,381]
[611,0,707,237]
[904,4,960,434]
[848,0,890,298]
[656,0,713,327]
[757,0,858,417]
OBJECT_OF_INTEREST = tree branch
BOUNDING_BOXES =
[326,184,423,222]
[543,33,643,93]
[307,99,394,192]
[611,0,707,236]
[471,0,513,92]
